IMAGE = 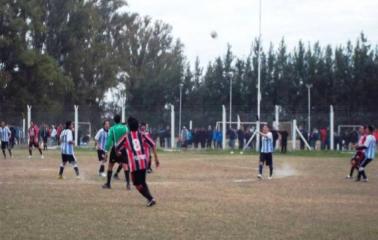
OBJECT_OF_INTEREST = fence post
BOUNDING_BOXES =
[330,105,334,150]
[274,105,280,130]
[237,115,241,130]
[222,105,226,150]
[22,118,26,143]
[121,105,126,123]
[74,105,79,146]
[292,119,297,150]
[27,105,32,143]
[189,120,192,130]
[170,104,175,149]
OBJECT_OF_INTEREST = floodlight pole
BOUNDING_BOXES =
[74,105,79,146]
[27,105,32,143]
[256,0,262,151]
[121,87,126,123]
[229,72,233,128]
[170,104,175,149]
[222,105,227,150]
[306,84,313,139]
[179,83,183,138]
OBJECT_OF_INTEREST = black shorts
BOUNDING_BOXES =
[1,141,9,150]
[29,141,39,148]
[97,150,106,161]
[260,153,273,166]
[109,147,128,164]
[131,169,147,186]
[62,154,77,164]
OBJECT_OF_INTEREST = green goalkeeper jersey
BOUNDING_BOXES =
[105,123,129,152]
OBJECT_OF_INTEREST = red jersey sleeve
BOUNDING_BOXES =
[142,132,156,149]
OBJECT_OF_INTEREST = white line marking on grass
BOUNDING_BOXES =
[233,179,255,183]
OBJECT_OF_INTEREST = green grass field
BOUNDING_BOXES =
[1,149,378,240]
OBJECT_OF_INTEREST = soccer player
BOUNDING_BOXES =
[94,120,110,177]
[116,117,159,207]
[140,122,153,173]
[102,115,129,189]
[0,121,12,159]
[258,125,274,180]
[356,125,376,182]
[346,126,366,179]
[58,121,80,179]
[28,122,44,159]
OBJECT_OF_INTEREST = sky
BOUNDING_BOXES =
[126,0,378,66]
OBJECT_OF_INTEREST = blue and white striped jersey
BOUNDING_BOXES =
[0,127,11,142]
[364,135,376,159]
[261,132,273,153]
[95,128,108,151]
[60,129,74,155]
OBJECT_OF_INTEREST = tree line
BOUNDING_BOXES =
[1,0,377,127]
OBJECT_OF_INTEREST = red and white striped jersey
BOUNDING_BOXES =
[116,131,155,172]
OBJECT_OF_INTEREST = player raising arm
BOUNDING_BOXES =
[258,125,274,180]
[116,117,160,207]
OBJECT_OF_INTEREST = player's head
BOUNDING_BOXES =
[65,121,73,130]
[103,120,110,130]
[359,126,365,134]
[140,122,147,132]
[262,125,269,133]
[127,117,139,131]
[113,114,121,124]
[1,121,5,127]
[366,125,374,134]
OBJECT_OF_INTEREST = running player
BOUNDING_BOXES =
[0,121,12,159]
[346,126,366,179]
[257,125,274,180]
[28,122,44,159]
[94,120,109,177]
[356,125,376,182]
[58,121,80,179]
[116,117,159,207]
[140,122,153,173]
[102,115,129,189]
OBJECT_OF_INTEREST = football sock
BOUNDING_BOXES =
[38,149,43,155]
[116,165,122,175]
[124,170,130,185]
[349,167,355,177]
[259,164,263,175]
[29,149,32,156]
[136,184,153,201]
[74,167,80,176]
[106,170,113,185]
[99,165,105,173]
[59,166,64,176]
[269,165,273,177]
[2,150,5,158]
[8,149,12,157]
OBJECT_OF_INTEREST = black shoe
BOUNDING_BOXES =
[147,199,156,207]
[113,174,120,180]
[102,183,111,189]
[126,184,131,191]
[147,168,153,174]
